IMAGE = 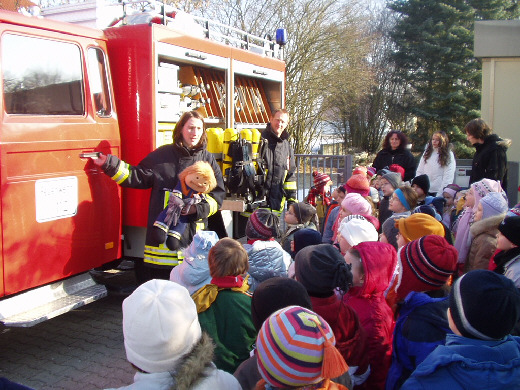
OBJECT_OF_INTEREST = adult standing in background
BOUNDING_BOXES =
[372,131,417,182]
[465,118,510,189]
[92,111,225,283]
[260,109,297,216]
[416,131,456,196]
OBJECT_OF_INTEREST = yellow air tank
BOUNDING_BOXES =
[250,128,260,169]
[223,128,238,176]
[207,128,223,172]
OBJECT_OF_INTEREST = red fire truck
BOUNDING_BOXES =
[0,5,285,326]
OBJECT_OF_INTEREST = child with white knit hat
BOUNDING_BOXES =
[108,279,241,390]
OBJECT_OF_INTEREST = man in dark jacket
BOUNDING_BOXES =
[260,109,297,215]
[465,118,510,188]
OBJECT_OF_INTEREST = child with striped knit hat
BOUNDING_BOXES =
[255,305,350,390]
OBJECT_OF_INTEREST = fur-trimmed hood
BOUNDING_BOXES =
[173,332,216,390]
[470,213,505,238]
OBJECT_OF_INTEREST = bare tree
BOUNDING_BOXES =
[200,0,373,154]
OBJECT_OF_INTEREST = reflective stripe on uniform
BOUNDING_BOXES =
[111,161,130,184]
[144,244,183,266]
[206,195,219,216]
[284,180,297,190]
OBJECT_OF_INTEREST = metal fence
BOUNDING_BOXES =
[294,154,354,201]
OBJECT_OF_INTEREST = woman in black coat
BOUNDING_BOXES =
[465,118,510,189]
[372,131,417,182]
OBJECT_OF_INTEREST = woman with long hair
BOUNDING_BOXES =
[92,110,225,282]
[372,130,416,182]
[416,131,456,196]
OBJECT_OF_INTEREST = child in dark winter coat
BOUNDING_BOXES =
[343,241,398,390]
[401,270,520,390]
[493,216,520,288]
[294,244,370,388]
[243,209,290,292]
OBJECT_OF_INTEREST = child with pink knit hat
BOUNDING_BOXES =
[332,193,373,243]
[453,178,506,274]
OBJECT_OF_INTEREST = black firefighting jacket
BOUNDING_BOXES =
[260,124,297,214]
[101,142,225,267]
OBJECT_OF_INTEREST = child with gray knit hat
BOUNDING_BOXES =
[108,279,241,390]
[379,172,403,228]
[401,270,520,389]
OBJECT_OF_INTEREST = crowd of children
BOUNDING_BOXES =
[102,164,520,390]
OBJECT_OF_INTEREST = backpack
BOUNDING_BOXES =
[226,137,267,204]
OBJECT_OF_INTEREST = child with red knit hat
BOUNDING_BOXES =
[306,171,333,225]
[343,241,398,390]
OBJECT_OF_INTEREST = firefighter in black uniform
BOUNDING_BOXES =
[92,111,225,283]
[260,108,297,216]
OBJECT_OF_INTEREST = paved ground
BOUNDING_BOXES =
[0,277,136,389]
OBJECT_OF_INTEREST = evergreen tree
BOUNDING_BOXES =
[388,0,518,157]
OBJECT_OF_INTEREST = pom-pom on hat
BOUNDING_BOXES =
[411,174,430,195]
[498,216,520,247]
[246,208,281,240]
[396,213,445,242]
[395,235,457,300]
[256,305,348,388]
[352,166,368,176]
[382,172,402,190]
[295,244,353,295]
[338,217,378,247]
[449,270,520,340]
[313,171,332,191]
[123,280,202,373]
[389,164,405,180]
[341,193,372,216]
[345,174,370,197]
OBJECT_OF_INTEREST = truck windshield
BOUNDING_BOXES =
[2,34,84,115]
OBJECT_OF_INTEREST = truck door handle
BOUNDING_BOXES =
[185,52,207,61]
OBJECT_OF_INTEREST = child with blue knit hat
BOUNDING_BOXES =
[401,270,520,389]
[169,230,219,295]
